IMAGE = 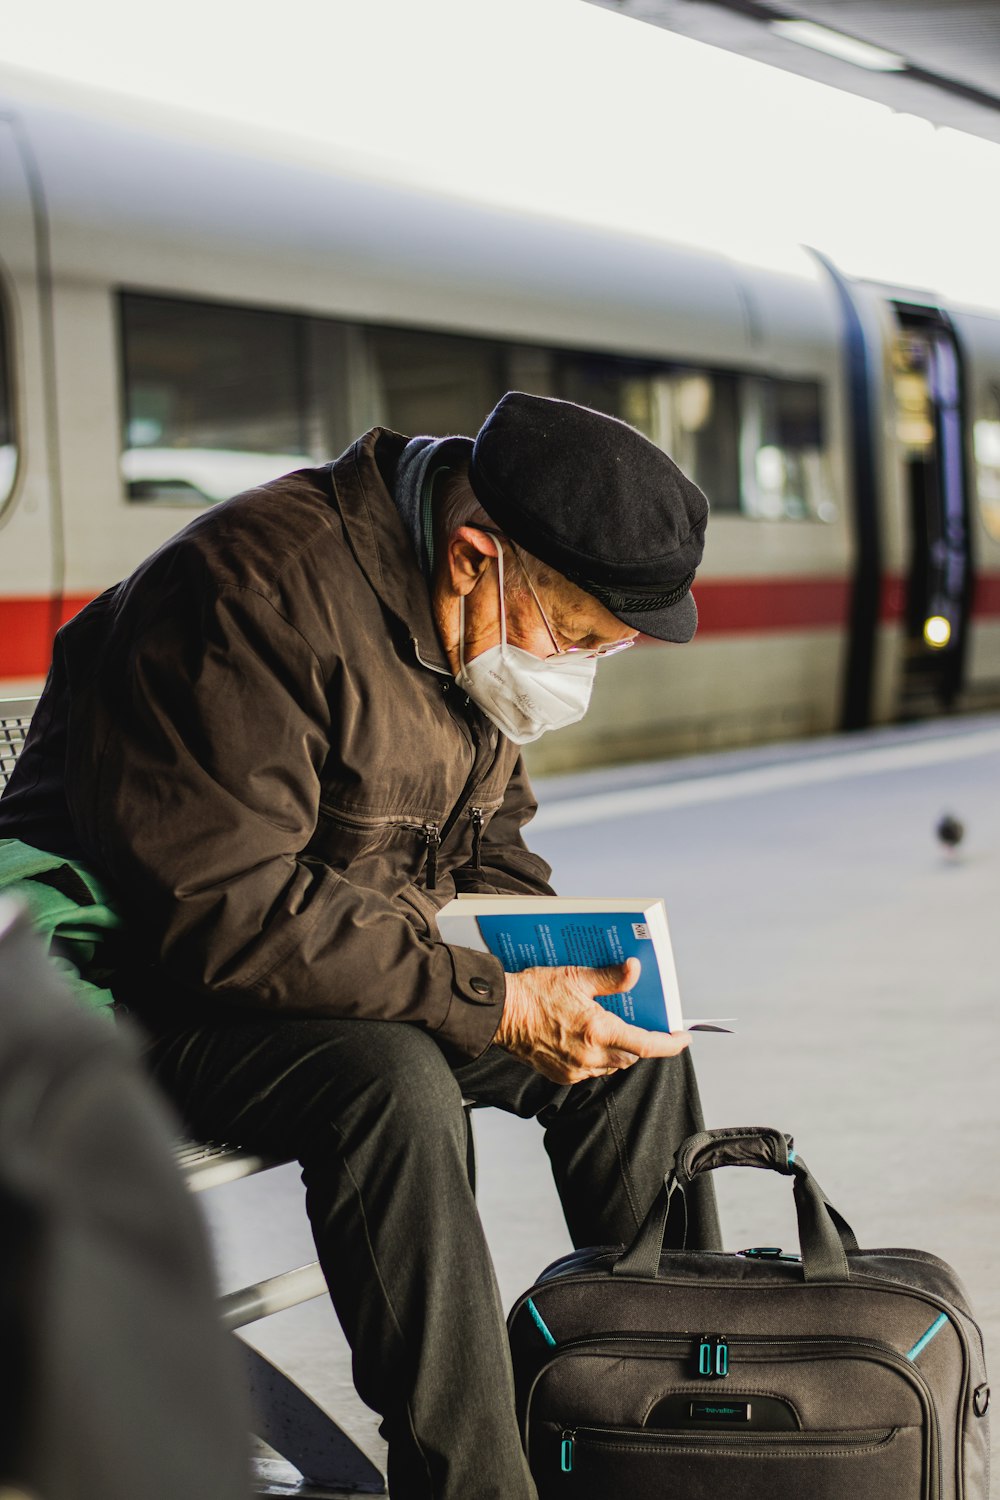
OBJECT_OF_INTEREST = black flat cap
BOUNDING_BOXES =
[469,392,709,642]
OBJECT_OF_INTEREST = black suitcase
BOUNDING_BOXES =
[507,1126,990,1499]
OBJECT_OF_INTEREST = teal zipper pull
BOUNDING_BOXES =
[696,1334,729,1378]
[560,1431,575,1473]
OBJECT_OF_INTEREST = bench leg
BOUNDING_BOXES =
[236,1336,386,1495]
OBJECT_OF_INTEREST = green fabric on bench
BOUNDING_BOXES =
[0,837,124,1017]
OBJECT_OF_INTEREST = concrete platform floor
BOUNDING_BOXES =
[200,712,1000,1493]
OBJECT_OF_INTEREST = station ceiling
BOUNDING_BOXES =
[582,1,1000,145]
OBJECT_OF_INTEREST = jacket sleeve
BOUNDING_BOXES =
[451,756,557,898]
[88,581,505,1059]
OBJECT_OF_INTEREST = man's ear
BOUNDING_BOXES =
[447,527,500,597]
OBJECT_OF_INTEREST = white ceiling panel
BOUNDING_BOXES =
[584,0,1000,143]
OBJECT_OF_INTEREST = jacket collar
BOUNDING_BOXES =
[329,428,452,674]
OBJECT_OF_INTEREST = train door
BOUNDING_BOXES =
[891,302,971,712]
[0,112,59,693]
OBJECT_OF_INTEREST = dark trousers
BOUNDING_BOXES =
[143,1016,719,1500]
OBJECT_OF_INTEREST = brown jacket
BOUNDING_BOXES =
[0,431,555,1058]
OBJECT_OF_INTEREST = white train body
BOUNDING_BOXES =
[1,75,998,773]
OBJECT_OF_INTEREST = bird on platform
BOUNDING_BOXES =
[936,814,965,853]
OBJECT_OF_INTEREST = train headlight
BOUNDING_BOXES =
[923,615,952,649]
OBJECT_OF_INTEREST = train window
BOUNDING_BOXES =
[974,407,1000,543]
[648,372,740,512]
[119,293,312,505]
[740,377,833,523]
[366,326,508,437]
[554,352,657,432]
[554,355,741,512]
[0,290,16,511]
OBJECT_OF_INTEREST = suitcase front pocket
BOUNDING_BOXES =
[523,1333,938,1500]
[541,1422,921,1500]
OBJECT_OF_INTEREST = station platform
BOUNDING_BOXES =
[199,713,1000,1494]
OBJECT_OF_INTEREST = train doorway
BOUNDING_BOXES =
[892,302,971,714]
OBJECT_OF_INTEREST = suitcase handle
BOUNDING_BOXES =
[611,1126,859,1283]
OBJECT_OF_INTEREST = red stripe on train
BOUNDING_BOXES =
[3,575,1000,677]
[973,573,1000,617]
[0,595,92,678]
[692,577,850,634]
[691,572,1000,634]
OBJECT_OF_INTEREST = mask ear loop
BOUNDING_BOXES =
[458,539,507,674]
[495,541,509,646]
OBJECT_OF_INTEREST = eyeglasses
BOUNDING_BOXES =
[506,540,636,661]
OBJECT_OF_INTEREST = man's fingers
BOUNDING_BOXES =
[501,963,691,1082]
[603,1050,641,1072]
[609,1023,692,1058]
[583,957,641,997]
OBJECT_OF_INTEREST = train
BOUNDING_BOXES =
[1,70,999,776]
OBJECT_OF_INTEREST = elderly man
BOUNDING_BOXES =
[0,392,718,1500]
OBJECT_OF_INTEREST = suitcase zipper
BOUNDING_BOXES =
[697,1333,728,1378]
[558,1422,898,1472]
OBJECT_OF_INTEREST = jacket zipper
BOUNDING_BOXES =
[319,731,496,893]
[470,806,485,871]
[407,631,502,886]
[317,805,487,893]
[423,707,497,885]
[426,806,487,887]
[318,805,432,832]
[316,804,446,890]
[422,823,440,889]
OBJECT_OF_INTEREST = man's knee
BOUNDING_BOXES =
[295,1019,470,1164]
[349,1022,465,1120]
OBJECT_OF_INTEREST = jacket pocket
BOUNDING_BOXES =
[395,881,444,938]
[313,803,441,881]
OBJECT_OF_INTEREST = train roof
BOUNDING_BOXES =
[1,66,854,374]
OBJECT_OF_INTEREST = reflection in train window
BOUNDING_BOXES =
[0,290,17,511]
[119,293,312,505]
[554,355,741,513]
[366,327,508,437]
[554,352,656,433]
[116,292,832,526]
[740,378,833,523]
[649,372,740,513]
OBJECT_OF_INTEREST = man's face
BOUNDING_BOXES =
[474,535,637,663]
[507,548,637,662]
[432,525,638,678]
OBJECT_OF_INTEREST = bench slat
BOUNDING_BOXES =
[219,1263,328,1332]
[0,706,33,790]
[176,1140,291,1192]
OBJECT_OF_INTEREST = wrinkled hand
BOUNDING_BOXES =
[495,957,691,1085]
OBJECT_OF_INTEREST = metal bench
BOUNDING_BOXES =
[1,697,385,1497]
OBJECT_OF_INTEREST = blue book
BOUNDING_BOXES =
[436,895,686,1033]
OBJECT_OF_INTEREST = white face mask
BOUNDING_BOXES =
[454,544,597,745]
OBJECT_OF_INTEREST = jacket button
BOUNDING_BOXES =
[470,978,492,996]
